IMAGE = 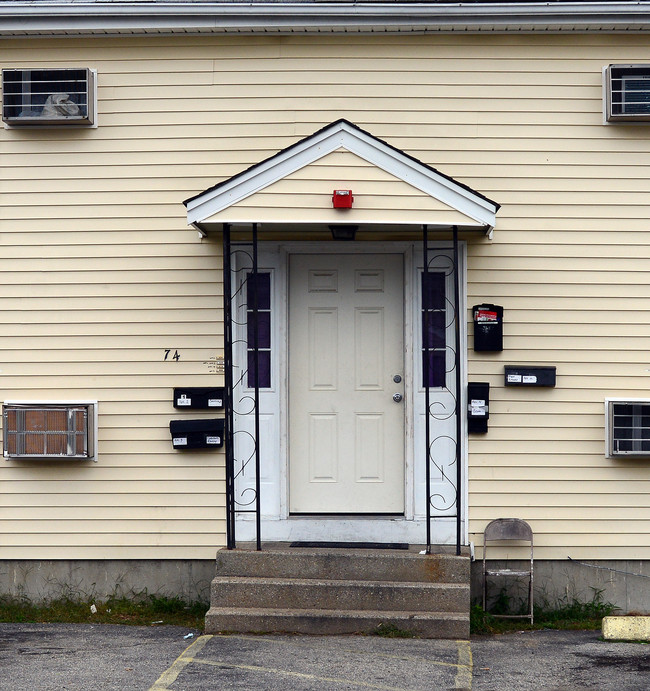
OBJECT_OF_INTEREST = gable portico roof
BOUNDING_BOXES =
[184,119,500,234]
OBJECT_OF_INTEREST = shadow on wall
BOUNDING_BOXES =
[471,558,649,616]
[0,559,214,604]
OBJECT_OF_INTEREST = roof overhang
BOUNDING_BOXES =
[184,119,500,237]
[2,2,650,38]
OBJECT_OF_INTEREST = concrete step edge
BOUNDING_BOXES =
[211,576,469,589]
[206,606,469,620]
[216,550,470,564]
[215,552,470,582]
[205,607,470,638]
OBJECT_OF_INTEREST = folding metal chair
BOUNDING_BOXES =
[482,518,534,624]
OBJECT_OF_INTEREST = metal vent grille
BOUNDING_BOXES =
[2,68,95,126]
[606,64,650,122]
[3,402,96,460]
[606,399,650,457]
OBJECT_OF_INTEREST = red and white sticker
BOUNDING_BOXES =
[475,309,498,322]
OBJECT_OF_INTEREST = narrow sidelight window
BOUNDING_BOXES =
[421,272,446,388]
[246,272,271,388]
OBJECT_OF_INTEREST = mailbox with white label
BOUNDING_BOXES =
[467,382,490,434]
[504,366,556,387]
[173,387,224,410]
[169,418,224,450]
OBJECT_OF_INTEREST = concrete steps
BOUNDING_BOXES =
[205,546,471,639]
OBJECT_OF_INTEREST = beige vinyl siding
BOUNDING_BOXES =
[1,32,649,560]
[204,149,479,226]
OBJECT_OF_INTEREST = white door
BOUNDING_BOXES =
[289,253,405,514]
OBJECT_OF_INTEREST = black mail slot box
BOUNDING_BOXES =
[173,387,224,410]
[169,418,224,450]
[468,381,490,434]
[504,366,556,387]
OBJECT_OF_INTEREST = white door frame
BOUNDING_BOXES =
[234,239,468,544]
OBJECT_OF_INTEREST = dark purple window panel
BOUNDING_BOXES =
[422,310,446,349]
[421,271,445,310]
[421,270,446,388]
[247,350,271,389]
[247,272,271,310]
[246,272,272,389]
[422,350,446,388]
[247,311,271,350]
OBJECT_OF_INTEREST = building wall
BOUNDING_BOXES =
[1,32,649,562]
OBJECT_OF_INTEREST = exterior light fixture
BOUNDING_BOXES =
[329,224,358,241]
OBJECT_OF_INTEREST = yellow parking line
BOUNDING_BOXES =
[148,634,213,691]
[454,640,473,689]
[188,657,422,690]
[149,633,472,691]
[232,634,468,669]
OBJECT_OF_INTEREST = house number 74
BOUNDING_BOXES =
[164,349,181,361]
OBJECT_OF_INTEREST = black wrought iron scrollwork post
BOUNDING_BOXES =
[223,223,236,549]
[452,225,462,557]
[422,224,462,556]
[423,225,432,554]
[251,223,262,551]
[222,223,263,550]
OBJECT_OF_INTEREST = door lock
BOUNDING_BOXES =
[393,393,403,403]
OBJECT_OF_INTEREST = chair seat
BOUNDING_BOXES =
[485,568,530,577]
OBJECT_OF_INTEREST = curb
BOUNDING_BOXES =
[602,616,650,641]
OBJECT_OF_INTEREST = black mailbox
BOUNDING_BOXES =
[173,387,224,410]
[169,418,224,450]
[473,304,503,352]
[468,382,490,434]
[505,366,556,387]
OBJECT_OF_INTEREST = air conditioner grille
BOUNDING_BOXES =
[2,402,96,460]
[606,64,650,122]
[2,68,95,126]
[607,399,650,457]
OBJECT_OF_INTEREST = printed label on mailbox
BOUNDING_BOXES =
[523,375,537,384]
[507,374,522,383]
[206,436,221,445]
[176,396,191,406]
[208,399,222,407]
[173,437,188,446]
[475,308,498,322]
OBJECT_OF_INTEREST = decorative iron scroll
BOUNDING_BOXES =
[423,225,462,556]
[223,224,262,550]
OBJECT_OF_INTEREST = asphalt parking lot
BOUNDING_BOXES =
[0,623,647,690]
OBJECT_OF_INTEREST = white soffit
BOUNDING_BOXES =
[185,120,499,232]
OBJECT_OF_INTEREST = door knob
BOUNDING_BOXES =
[393,393,403,403]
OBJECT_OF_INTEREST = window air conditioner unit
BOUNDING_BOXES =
[605,398,650,457]
[605,64,650,122]
[2,401,98,460]
[2,68,96,127]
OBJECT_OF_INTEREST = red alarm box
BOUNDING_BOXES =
[332,190,353,208]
